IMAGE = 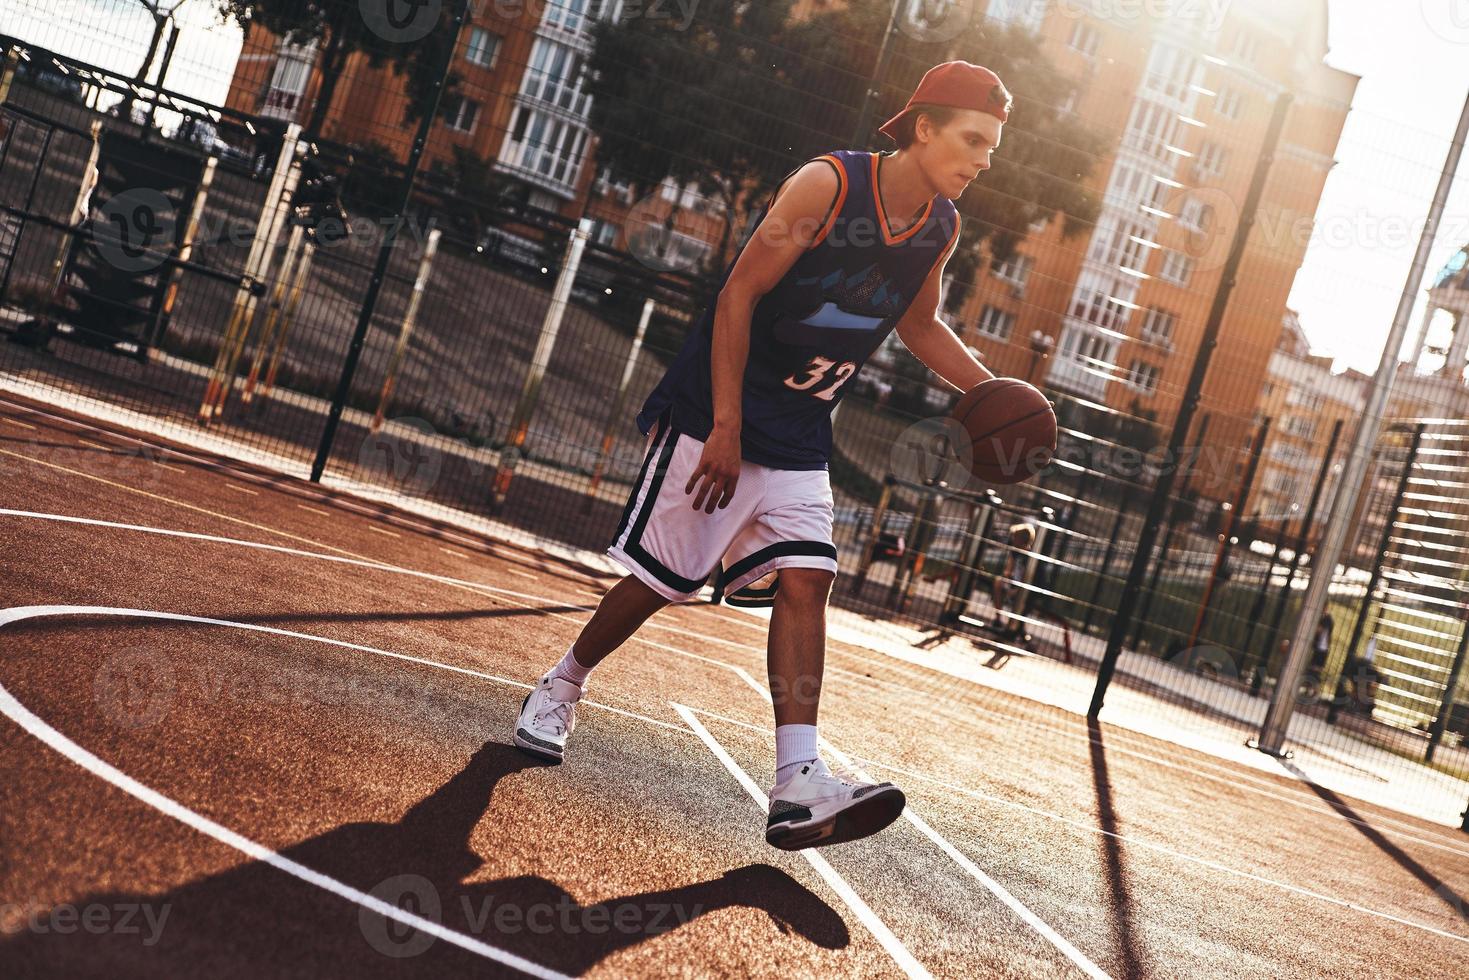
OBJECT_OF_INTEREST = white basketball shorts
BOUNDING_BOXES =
[608,416,839,606]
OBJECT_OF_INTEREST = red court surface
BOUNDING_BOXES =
[2,394,1467,978]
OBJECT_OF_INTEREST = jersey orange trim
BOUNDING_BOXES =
[870,152,933,245]
[928,212,962,283]
[810,154,848,248]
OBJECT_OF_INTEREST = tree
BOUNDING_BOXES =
[584,3,1103,286]
[212,0,464,142]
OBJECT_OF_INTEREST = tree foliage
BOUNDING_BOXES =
[585,2,1104,294]
[212,0,464,141]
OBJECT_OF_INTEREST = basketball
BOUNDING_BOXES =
[952,378,1057,485]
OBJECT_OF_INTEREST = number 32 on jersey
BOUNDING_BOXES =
[784,356,857,401]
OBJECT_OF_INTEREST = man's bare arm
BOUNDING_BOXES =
[895,236,995,394]
[685,160,841,512]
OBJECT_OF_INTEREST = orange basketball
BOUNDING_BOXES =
[952,378,1057,486]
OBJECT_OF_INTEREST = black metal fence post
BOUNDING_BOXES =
[1248,418,1344,693]
[310,1,469,482]
[1187,416,1271,649]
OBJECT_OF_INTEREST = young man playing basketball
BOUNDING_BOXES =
[516,62,1009,850]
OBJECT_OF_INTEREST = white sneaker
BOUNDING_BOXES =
[513,673,582,763]
[765,760,906,850]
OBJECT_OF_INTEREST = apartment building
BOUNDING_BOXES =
[946,1,1356,499]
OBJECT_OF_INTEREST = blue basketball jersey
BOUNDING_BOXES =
[636,150,961,470]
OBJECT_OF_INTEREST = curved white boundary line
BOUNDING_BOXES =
[3,508,1466,944]
[0,604,571,978]
[4,506,1465,861]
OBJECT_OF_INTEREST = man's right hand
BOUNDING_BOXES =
[686,426,741,514]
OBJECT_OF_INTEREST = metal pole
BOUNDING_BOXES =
[1091,93,1295,719]
[1427,614,1469,762]
[199,123,300,421]
[240,221,306,403]
[141,22,180,133]
[943,497,994,623]
[1240,512,1291,660]
[310,1,468,482]
[257,241,314,407]
[1135,414,1213,646]
[1340,425,1424,677]
[489,217,594,509]
[1250,419,1344,693]
[1188,416,1271,649]
[851,0,903,149]
[1326,426,1423,720]
[369,227,442,430]
[1257,87,1469,755]
[851,477,896,595]
[155,155,215,348]
[1084,490,1130,634]
[585,296,656,508]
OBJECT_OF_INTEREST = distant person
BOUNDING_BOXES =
[991,522,1035,640]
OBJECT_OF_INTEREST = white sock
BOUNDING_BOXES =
[775,724,819,778]
[549,645,592,688]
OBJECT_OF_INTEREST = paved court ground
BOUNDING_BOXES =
[2,395,1467,978]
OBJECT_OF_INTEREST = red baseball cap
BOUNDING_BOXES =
[878,61,1012,141]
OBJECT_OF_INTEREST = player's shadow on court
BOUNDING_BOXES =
[0,741,848,978]
[1087,717,1148,978]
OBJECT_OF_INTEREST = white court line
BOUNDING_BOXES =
[4,503,1465,862]
[670,703,932,980]
[6,502,1467,861]
[368,526,401,538]
[828,739,1110,979]
[158,462,186,474]
[225,483,260,496]
[678,704,1469,947]
[722,667,1108,977]
[440,547,470,560]
[500,567,537,581]
[0,605,580,979]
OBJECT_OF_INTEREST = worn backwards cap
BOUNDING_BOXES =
[878,61,1012,140]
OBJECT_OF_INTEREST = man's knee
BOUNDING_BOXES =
[778,568,836,606]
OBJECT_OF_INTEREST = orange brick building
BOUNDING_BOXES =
[936,2,1356,501]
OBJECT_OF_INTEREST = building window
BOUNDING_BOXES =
[589,218,619,247]
[1159,250,1193,286]
[1143,44,1201,103]
[1215,86,1243,120]
[1178,198,1214,232]
[544,0,601,35]
[1105,161,1169,214]
[1284,415,1317,439]
[466,28,501,68]
[1089,216,1154,273]
[1071,329,1115,369]
[978,305,1016,340]
[594,169,635,204]
[1194,140,1228,179]
[1068,21,1100,58]
[991,252,1033,288]
[1140,307,1177,347]
[500,106,591,193]
[443,95,479,133]
[1123,99,1181,160]
[523,38,590,116]
[1231,29,1259,65]
[1127,360,1161,393]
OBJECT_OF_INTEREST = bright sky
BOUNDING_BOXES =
[3,1,1468,377]
[1295,0,1469,375]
